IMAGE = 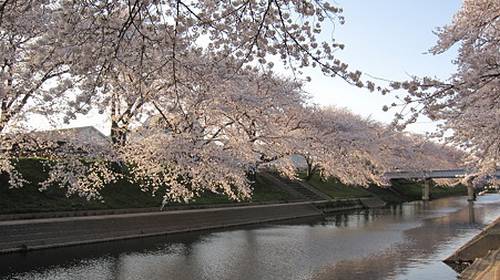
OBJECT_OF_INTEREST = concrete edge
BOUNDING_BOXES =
[0,200,330,226]
[0,199,308,222]
[444,216,500,263]
[0,212,322,255]
[321,205,365,213]
[359,197,387,208]
[459,248,500,279]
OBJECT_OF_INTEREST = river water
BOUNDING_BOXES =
[1,194,499,280]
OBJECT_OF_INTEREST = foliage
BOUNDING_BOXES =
[0,158,294,213]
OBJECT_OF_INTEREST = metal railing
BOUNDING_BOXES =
[384,168,500,179]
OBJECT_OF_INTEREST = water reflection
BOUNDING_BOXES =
[312,199,488,280]
[468,201,476,224]
[1,195,499,280]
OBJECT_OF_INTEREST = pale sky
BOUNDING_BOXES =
[302,0,461,134]
[31,0,462,135]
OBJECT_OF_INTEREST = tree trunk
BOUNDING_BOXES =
[110,121,127,146]
[0,112,9,134]
[110,92,127,146]
[305,157,315,181]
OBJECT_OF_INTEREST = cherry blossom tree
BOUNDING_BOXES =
[0,0,79,188]
[0,0,76,132]
[50,0,389,145]
[119,65,310,202]
[378,130,463,172]
[386,0,499,181]
[285,107,384,186]
[0,0,469,203]
[269,105,463,187]
[0,125,120,199]
[1,1,41,130]
[119,71,393,201]
[288,106,463,186]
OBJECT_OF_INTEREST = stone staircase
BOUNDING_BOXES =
[259,172,328,201]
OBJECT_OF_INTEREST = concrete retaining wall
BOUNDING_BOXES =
[0,200,297,222]
[359,197,387,208]
[459,248,500,280]
[444,216,500,274]
[0,202,323,254]
[445,216,500,264]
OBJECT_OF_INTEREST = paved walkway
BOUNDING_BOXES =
[0,201,326,254]
[0,200,306,221]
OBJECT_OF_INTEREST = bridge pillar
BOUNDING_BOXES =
[422,179,430,201]
[467,184,476,201]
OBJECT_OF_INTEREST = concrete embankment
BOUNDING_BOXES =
[0,200,304,222]
[0,201,334,254]
[460,248,500,280]
[445,216,500,279]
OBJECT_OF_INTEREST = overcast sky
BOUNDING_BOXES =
[31,0,462,135]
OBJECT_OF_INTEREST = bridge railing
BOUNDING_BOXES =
[383,168,500,180]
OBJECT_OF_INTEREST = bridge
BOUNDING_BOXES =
[384,168,500,201]
[384,168,500,180]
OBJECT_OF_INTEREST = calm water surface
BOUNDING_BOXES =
[1,194,499,280]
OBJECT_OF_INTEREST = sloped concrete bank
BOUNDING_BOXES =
[444,216,500,279]
[0,200,305,222]
[459,248,500,280]
[0,201,336,254]
[313,197,382,213]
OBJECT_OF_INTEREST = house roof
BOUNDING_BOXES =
[30,126,111,147]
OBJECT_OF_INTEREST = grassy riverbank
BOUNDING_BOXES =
[0,158,467,214]
[0,158,294,214]
[304,175,372,198]
[0,176,294,214]
[303,174,467,203]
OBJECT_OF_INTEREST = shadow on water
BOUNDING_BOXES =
[0,216,323,277]
[1,195,499,280]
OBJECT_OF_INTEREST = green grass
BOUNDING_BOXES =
[429,184,467,199]
[0,158,294,214]
[376,183,466,203]
[302,174,467,203]
[188,175,294,205]
[0,159,165,213]
[303,174,373,199]
[251,174,295,202]
[388,179,467,201]
[0,159,469,214]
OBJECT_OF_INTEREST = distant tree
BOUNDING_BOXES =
[293,107,463,186]
[378,130,463,172]
[288,107,384,186]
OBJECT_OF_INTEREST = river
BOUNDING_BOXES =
[1,194,499,280]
